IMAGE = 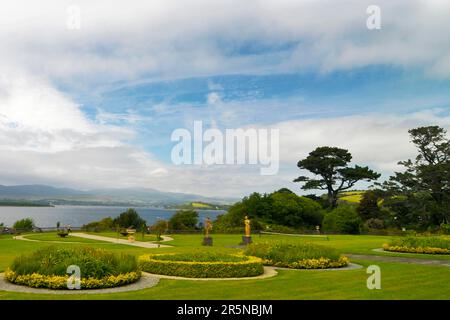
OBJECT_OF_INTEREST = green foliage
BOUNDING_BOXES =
[294,146,380,208]
[169,209,199,230]
[10,246,138,278]
[113,208,146,231]
[440,223,450,235]
[13,218,34,231]
[365,218,385,230]
[215,189,324,231]
[322,205,362,234]
[139,253,264,278]
[357,190,382,220]
[82,217,114,232]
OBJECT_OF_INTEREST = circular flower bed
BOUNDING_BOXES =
[244,242,349,269]
[5,246,141,289]
[138,252,264,278]
[383,236,450,254]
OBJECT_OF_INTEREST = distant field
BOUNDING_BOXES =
[339,191,364,203]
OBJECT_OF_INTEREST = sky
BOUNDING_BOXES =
[1,0,450,198]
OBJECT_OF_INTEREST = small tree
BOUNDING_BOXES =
[13,218,34,232]
[294,146,381,208]
[169,210,199,231]
[113,209,147,231]
[150,220,168,241]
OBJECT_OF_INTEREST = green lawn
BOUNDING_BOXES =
[0,233,449,299]
[22,232,108,244]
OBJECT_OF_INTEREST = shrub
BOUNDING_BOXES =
[383,236,450,254]
[150,220,168,240]
[139,252,264,278]
[322,205,362,234]
[13,218,34,232]
[6,246,141,289]
[82,217,114,232]
[169,210,199,231]
[244,242,348,269]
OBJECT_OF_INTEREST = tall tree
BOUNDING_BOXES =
[294,147,380,208]
[384,126,450,224]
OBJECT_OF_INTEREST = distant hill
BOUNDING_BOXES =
[0,184,237,207]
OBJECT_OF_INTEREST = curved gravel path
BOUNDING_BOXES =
[347,253,450,267]
[0,272,159,295]
[15,233,173,248]
[69,233,173,248]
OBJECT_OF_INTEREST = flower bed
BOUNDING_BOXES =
[383,237,450,254]
[138,252,264,278]
[4,269,140,289]
[244,242,349,269]
[5,246,141,289]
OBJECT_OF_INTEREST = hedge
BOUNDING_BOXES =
[138,253,264,278]
[5,269,141,289]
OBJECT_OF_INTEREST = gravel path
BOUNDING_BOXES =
[58,233,173,248]
[347,253,450,267]
[0,272,159,295]
[145,266,279,281]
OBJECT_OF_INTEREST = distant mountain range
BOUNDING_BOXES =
[0,184,237,207]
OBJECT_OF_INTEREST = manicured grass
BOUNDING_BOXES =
[23,232,106,244]
[1,233,449,299]
[0,260,448,299]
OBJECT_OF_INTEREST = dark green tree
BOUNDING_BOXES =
[357,190,382,220]
[294,147,381,208]
[169,209,199,230]
[384,126,450,224]
[113,209,146,231]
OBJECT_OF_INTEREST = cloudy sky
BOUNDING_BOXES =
[1,0,450,198]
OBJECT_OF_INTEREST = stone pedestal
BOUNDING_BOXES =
[241,236,252,245]
[202,236,213,246]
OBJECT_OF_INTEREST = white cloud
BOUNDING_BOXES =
[1,1,450,198]
[1,0,450,89]
[273,109,450,174]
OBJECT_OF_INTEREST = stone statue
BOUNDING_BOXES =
[244,216,251,237]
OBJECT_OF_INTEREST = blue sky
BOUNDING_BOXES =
[1,0,450,197]
[73,66,450,163]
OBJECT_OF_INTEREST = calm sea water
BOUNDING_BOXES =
[0,206,226,228]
